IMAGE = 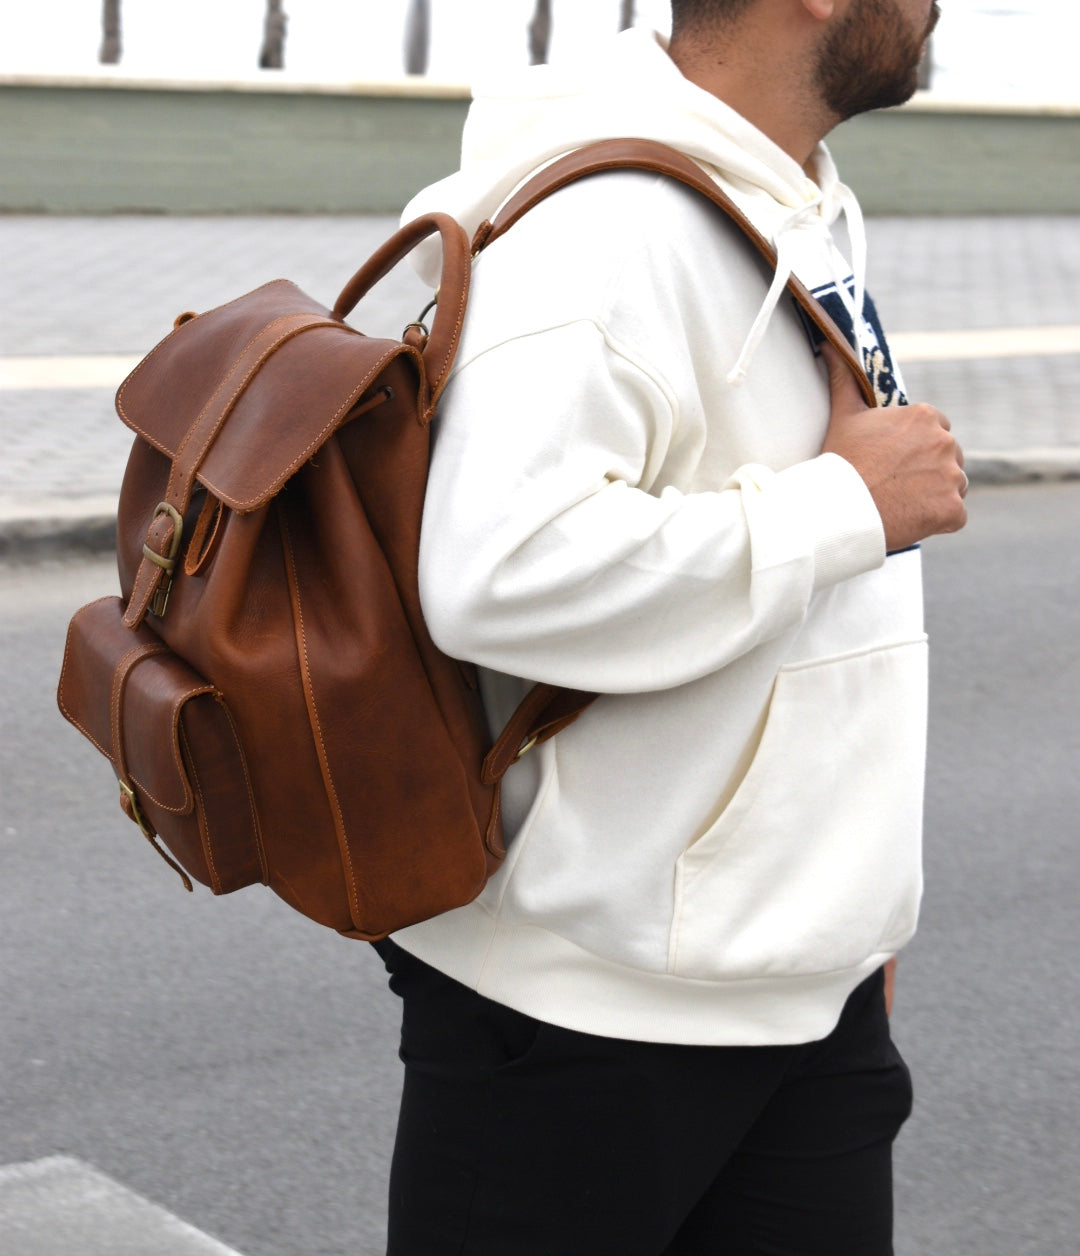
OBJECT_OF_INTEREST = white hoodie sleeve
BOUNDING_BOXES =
[419,317,885,695]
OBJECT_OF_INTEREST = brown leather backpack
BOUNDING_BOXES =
[57,141,872,941]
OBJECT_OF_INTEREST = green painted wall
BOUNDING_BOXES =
[828,105,1080,215]
[1,79,471,214]
[2,77,1077,215]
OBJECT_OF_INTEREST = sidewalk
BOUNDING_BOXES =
[0,1158,245,1256]
[2,213,1078,560]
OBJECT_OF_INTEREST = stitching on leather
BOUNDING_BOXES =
[125,315,344,622]
[482,144,876,408]
[117,283,305,426]
[131,681,215,815]
[483,786,503,859]
[428,260,469,397]
[105,637,212,813]
[57,596,124,733]
[429,291,467,402]
[124,564,158,625]
[170,315,337,491]
[180,721,218,892]
[122,313,295,442]
[279,512,360,918]
[153,683,216,813]
[123,315,334,476]
[181,697,267,886]
[200,353,391,512]
[110,641,170,769]
[218,696,268,885]
[61,709,113,761]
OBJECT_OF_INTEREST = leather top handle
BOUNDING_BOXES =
[472,138,876,409]
[333,212,472,414]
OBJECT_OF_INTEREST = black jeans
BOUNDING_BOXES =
[374,940,912,1256]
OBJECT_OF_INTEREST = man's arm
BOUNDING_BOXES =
[419,323,886,693]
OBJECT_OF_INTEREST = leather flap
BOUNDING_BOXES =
[122,651,215,815]
[58,596,212,814]
[115,280,415,513]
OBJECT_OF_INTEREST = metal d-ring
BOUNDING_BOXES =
[402,290,440,340]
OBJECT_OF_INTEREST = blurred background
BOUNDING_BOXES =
[4,0,1078,103]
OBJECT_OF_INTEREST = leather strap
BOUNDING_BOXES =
[482,684,598,787]
[473,138,876,408]
[473,139,880,771]
[109,640,196,890]
[333,212,472,420]
[124,312,342,629]
[480,682,598,857]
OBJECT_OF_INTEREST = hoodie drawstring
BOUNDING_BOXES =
[726,203,818,386]
[726,181,869,388]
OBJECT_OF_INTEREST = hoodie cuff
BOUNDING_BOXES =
[732,453,886,592]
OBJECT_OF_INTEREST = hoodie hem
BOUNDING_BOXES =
[391,909,898,1047]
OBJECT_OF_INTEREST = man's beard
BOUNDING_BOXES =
[816,0,940,122]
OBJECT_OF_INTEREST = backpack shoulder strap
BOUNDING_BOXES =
[474,139,880,784]
[472,138,875,408]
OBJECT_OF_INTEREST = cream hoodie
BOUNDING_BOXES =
[392,30,926,1046]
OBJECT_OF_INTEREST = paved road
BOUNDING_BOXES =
[1,213,1079,560]
[2,480,1078,1255]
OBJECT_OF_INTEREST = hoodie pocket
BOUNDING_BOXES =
[668,636,927,982]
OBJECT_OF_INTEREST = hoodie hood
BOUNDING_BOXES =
[403,29,869,383]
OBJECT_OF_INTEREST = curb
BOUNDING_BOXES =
[0,493,120,564]
[963,447,1080,486]
[2,448,1077,565]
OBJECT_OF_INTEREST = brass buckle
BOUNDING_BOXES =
[118,779,195,892]
[143,501,184,618]
[118,779,153,838]
[515,733,540,762]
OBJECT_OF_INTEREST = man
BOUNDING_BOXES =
[375,2,966,1252]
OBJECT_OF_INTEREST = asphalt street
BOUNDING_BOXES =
[1,481,1078,1255]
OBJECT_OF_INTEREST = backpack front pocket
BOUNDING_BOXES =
[58,597,265,895]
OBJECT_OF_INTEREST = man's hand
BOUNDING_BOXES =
[820,343,968,552]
